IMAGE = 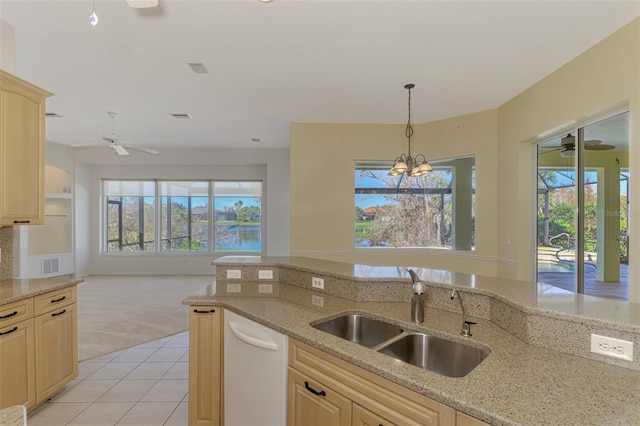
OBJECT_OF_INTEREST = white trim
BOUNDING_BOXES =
[497,257,517,266]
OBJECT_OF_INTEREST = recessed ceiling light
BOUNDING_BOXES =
[259,0,273,2]
[251,138,261,143]
[170,113,192,119]
[187,63,208,74]
[45,113,63,118]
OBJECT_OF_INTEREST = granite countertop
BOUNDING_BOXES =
[184,281,640,426]
[0,405,25,426]
[215,256,640,331]
[0,275,84,305]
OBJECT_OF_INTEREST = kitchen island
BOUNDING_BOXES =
[184,257,640,425]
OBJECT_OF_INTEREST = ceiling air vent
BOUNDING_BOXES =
[187,63,208,74]
[170,113,192,119]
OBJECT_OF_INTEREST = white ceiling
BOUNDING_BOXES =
[1,0,638,151]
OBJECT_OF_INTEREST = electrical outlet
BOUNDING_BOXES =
[311,277,325,290]
[226,283,242,293]
[312,295,324,307]
[258,270,273,280]
[258,284,273,294]
[226,269,242,279]
[590,334,634,361]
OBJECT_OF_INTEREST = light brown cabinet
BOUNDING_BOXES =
[0,297,36,410]
[288,339,456,426]
[34,291,77,402]
[188,306,222,426]
[287,367,352,426]
[0,70,52,226]
[0,285,77,410]
[456,412,491,426]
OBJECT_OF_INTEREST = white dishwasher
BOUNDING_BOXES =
[224,310,288,426]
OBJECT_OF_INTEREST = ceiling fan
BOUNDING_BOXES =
[553,133,615,158]
[75,112,160,156]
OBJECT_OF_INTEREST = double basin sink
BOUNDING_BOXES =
[312,314,488,378]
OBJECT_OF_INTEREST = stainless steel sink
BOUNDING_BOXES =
[312,314,403,348]
[377,333,488,377]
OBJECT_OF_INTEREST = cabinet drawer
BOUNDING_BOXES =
[289,339,455,426]
[0,298,34,328]
[34,286,76,316]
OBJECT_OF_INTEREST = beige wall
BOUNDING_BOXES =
[290,109,499,276]
[496,18,639,302]
[290,18,639,291]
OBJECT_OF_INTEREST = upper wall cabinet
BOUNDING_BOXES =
[0,70,52,226]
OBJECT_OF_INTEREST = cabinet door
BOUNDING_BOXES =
[35,303,78,403]
[288,367,351,426]
[353,403,397,426]
[0,71,50,226]
[457,412,491,426]
[188,307,222,426]
[0,318,35,409]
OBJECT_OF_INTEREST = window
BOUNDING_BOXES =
[160,181,209,252]
[354,157,475,250]
[104,181,156,252]
[103,180,262,254]
[214,181,262,252]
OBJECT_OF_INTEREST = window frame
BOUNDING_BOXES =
[354,157,475,251]
[101,179,264,256]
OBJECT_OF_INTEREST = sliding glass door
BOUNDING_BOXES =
[536,112,629,301]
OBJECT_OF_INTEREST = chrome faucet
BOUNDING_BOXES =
[407,269,425,324]
[451,289,476,336]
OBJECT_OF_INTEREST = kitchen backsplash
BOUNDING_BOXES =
[0,227,13,279]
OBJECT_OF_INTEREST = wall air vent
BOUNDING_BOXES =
[45,113,63,118]
[42,257,60,275]
[170,113,192,119]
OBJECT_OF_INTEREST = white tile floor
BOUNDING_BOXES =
[28,332,189,426]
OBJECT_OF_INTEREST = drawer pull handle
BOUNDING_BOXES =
[193,308,215,314]
[13,220,30,224]
[52,309,67,317]
[304,381,326,397]
[51,296,66,303]
[0,311,18,319]
[0,326,18,336]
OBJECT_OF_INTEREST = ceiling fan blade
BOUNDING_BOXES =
[584,140,615,151]
[585,144,615,151]
[111,144,130,156]
[127,0,159,8]
[123,144,160,156]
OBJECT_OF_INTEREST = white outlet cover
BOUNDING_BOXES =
[226,269,242,279]
[312,277,325,290]
[590,333,633,362]
[259,270,273,280]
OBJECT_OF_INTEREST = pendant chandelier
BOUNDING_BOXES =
[388,84,432,177]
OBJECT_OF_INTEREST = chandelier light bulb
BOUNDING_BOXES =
[89,10,99,26]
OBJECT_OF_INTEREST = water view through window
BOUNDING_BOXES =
[103,180,262,254]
